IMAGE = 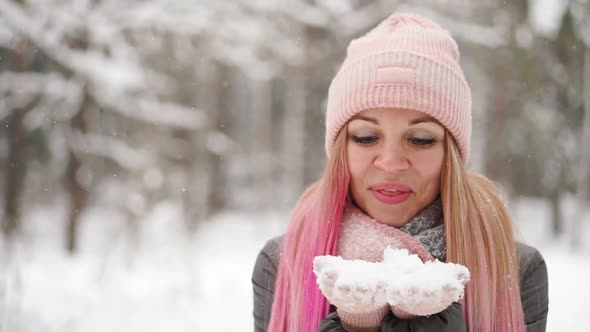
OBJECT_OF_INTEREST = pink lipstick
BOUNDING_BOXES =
[370,183,411,205]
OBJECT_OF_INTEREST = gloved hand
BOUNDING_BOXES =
[382,248,470,319]
[313,248,470,325]
[313,255,391,328]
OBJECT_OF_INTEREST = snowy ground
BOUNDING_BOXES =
[1,196,589,332]
[511,196,590,331]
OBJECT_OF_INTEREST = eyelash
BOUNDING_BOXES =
[351,135,379,144]
[351,135,437,146]
[407,137,437,146]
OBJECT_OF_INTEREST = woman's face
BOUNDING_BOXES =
[346,108,445,227]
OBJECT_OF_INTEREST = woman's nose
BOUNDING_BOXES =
[373,143,410,172]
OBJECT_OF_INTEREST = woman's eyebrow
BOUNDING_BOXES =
[350,115,378,124]
[409,116,438,125]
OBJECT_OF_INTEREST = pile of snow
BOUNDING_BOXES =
[314,247,469,316]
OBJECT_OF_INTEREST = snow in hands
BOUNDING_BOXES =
[313,247,470,317]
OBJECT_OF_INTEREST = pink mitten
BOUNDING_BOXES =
[333,207,434,325]
[313,255,390,328]
[382,248,470,318]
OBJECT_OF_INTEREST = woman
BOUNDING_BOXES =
[252,13,548,332]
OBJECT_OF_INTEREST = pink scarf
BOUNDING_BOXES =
[337,198,446,263]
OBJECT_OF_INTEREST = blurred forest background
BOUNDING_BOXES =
[1,0,590,251]
[0,0,589,331]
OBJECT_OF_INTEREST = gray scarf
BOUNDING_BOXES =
[398,197,446,261]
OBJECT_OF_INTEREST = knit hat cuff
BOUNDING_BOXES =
[338,305,390,328]
[391,306,417,320]
[325,50,471,162]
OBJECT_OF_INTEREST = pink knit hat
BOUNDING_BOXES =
[325,13,472,162]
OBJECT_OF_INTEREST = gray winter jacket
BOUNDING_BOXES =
[252,236,548,332]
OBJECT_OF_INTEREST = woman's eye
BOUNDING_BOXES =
[351,135,379,144]
[407,137,436,146]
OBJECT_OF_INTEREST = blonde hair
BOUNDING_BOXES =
[442,131,525,331]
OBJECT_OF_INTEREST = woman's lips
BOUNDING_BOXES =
[370,183,411,205]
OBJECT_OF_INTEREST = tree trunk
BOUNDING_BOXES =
[251,77,273,209]
[281,68,306,207]
[191,58,221,224]
[208,64,231,213]
[572,47,590,250]
[65,90,91,253]
[550,188,563,237]
[485,54,510,183]
[2,38,30,237]
[3,110,26,236]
